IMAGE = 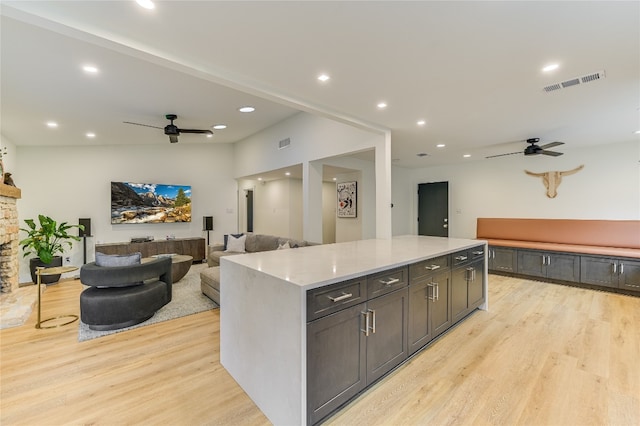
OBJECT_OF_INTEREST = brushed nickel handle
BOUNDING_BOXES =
[425,265,440,271]
[361,311,370,336]
[472,250,484,255]
[613,263,617,274]
[620,263,624,275]
[379,277,400,287]
[434,282,439,301]
[328,292,352,303]
[542,256,546,265]
[426,283,435,300]
[368,309,376,334]
[466,267,474,281]
[455,255,468,261]
[547,256,551,265]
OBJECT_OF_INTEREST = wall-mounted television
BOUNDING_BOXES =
[111,182,192,224]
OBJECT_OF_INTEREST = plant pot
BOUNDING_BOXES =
[30,256,63,285]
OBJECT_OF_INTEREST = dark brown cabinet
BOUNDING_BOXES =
[488,246,517,272]
[581,256,640,292]
[307,270,409,425]
[408,269,451,355]
[452,255,485,323]
[517,249,580,282]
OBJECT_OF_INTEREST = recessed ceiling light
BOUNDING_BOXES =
[318,74,330,82]
[634,130,640,134]
[212,124,227,130]
[206,134,213,138]
[332,177,337,181]
[82,65,99,74]
[258,177,263,181]
[238,106,255,113]
[377,102,388,109]
[416,153,428,157]
[542,63,559,72]
[86,132,96,138]
[136,0,155,9]
[417,120,426,126]
[436,144,445,148]
[46,121,58,128]
[463,154,471,158]
[285,172,291,176]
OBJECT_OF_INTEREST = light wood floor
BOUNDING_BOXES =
[1,275,638,425]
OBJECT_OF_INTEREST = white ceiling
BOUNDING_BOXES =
[1,1,638,168]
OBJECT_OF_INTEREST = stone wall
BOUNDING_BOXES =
[0,184,21,293]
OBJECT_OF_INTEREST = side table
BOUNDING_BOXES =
[35,265,79,329]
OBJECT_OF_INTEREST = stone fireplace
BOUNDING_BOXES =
[0,183,21,293]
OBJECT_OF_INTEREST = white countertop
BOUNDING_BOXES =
[222,235,486,290]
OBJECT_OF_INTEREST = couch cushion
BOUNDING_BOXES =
[253,234,280,252]
[223,233,244,250]
[278,237,307,248]
[225,234,246,253]
[95,252,141,267]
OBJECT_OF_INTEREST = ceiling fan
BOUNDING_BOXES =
[485,138,565,159]
[123,114,213,143]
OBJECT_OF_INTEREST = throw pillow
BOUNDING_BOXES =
[95,252,141,267]
[225,234,247,253]
[277,241,290,250]
[223,233,244,251]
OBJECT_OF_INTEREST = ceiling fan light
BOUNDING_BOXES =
[238,106,255,113]
[542,63,559,72]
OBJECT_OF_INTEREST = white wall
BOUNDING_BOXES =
[252,178,303,240]
[322,182,336,244]
[391,140,640,239]
[15,143,237,283]
[0,135,18,179]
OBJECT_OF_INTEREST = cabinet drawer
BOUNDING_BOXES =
[410,255,450,282]
[452,250,473,266]
[469,246,486,261]
[307,278,366,321]
[367,267,408,299]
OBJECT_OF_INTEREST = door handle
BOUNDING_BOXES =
[368,309,376,334]
[361,311,370,336]
[426,282,435,301]
[620,263,624,275]
[443,224,448,228]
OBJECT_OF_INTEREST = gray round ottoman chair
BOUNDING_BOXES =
[80,255,172,331]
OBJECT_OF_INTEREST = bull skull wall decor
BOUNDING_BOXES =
[524,165,584,198]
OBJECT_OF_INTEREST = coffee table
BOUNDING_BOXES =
[142,254,193,282]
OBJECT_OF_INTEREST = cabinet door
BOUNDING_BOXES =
[467,260,485,310]
[546,252,580,282]
[430,271,452,338]
[619,259,640,292]
[517,249,546,278]
[580,256,617,288]
[307,303,367,425]
[365,288,409,385]
[490,247,516,272]
[451,266,469,323]
[408,280,431,355]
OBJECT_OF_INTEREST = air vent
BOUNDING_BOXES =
[278,137,291,149]
[543,70,606,93]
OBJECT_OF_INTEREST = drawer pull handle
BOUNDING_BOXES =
[328,292,353,303]
[455,255,468,261]
[425,265,441,271]
[472,251,484,255]
[426,283,435,301]
[379,277,400,287]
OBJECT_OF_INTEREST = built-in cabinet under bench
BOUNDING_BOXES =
[219,236,488,426]
[488,246,640,294]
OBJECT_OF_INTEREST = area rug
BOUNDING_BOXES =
[78,263,218,342]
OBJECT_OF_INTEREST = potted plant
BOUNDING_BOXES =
[20,215,84,284]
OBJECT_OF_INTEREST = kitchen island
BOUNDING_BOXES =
[220,235,488,425]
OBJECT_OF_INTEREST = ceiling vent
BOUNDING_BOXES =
[278,137,291,149]
[543,70,606,93]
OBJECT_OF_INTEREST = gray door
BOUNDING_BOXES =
[246,190,254,232]
[418,182,448,237]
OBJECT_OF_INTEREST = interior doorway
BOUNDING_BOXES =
[418,182,449,237]
[246,189,254,232]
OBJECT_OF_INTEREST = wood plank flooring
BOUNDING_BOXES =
[1,275,638,425]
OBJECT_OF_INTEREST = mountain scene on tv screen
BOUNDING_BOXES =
[111,182,192,224]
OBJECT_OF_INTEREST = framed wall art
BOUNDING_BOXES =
[337,181,357,218]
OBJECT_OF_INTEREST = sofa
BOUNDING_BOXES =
[200,233,316,304]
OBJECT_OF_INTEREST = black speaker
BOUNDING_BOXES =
[79,218,92,237]
[203,216,214,231]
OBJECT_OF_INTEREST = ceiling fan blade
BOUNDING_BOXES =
[178,128,213,135]
[541,150,563,156]
[169,135,179,143]
[485,151,521,159]
[123,121,163,130]
[540,141,564,149]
